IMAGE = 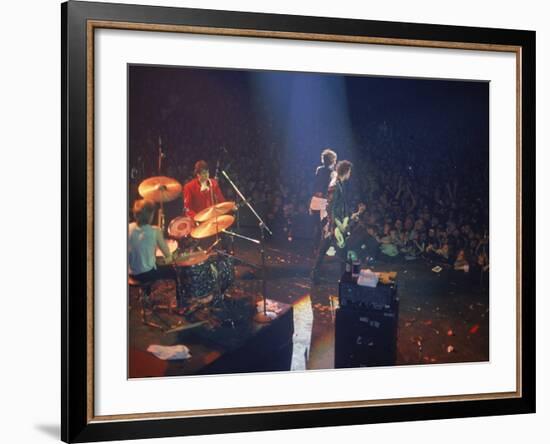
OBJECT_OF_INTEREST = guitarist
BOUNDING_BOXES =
[310,148,337,247]
[311,160,359,284]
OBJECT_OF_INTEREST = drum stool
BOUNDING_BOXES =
[129,276,173,331]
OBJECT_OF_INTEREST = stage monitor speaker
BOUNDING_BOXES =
[334,300,399,368]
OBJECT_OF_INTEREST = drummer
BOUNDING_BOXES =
[183,160,227,218]
[128,199,175,283]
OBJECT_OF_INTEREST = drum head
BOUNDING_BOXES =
[168,216,194,238]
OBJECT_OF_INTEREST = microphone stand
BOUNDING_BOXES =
[221,169,276,323]
[157,136,164,174]
[220,230,261,270]
[156,136,166,231]
[216,147,236,253]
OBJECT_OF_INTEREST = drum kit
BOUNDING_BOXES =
[138,170,276,324]
[139,175,241,312]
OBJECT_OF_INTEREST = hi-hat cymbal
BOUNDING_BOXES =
[190,215,235,239]
[138,176,182,203]
[194,201,236,222]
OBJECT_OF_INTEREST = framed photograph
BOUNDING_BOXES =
[62,0,535,442]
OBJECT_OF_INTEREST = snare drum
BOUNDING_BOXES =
[174,251,235,301]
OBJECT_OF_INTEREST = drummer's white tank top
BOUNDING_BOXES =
[128,222,157,275]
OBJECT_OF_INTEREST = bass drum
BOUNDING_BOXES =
[174,251,235,302]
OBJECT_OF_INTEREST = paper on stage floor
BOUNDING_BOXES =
[147,344,192,360]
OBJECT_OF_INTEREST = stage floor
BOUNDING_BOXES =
[128,229,489,377]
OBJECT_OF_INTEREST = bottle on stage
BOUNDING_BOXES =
[352,260,361,278]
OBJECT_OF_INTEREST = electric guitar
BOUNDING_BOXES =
[334,203,366,249]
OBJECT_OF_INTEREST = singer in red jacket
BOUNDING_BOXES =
[183,160,226,218]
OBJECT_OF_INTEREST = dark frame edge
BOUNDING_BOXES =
[62,1,536,442]
[74,398,535,443]
[520,30,536,414]
[61,1,68,442]
[63,1,91,442]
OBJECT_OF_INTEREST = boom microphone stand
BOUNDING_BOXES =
[221,170,276,323]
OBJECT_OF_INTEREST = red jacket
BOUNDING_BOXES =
[183,178,225,217]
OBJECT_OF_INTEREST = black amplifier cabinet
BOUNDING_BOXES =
[338,274,397,310]
[334,300,399,368]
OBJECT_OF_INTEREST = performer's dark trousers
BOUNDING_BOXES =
[312,236,348,276]
[311,210,322,250]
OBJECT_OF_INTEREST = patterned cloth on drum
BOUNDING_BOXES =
[174,251,234,306]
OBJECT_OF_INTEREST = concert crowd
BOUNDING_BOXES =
[130,110,489,278]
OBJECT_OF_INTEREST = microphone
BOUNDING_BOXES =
[215,145,227,180]
[158,136,165,157]
[215,158,220,180]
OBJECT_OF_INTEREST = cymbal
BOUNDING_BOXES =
[191,215,235,239]
[194,201,236,222]
[138,176,182,203]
